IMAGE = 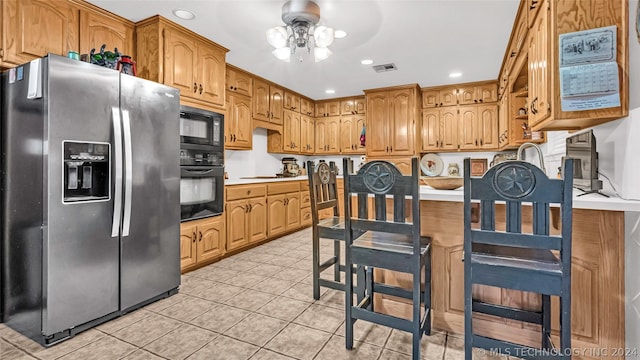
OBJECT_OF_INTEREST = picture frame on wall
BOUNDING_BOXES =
[470,159,488,177]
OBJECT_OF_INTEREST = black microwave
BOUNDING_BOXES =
[179,105,223,150]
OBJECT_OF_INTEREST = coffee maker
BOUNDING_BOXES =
[281,157,300,177]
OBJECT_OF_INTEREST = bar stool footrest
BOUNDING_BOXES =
[472,300,543,324]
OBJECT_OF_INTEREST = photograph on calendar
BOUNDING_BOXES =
[559,25,617,66]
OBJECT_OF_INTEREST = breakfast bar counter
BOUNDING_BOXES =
[377,188,639,359]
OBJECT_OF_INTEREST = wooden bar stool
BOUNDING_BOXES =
[343,157,432,360]
[463,158,574,359]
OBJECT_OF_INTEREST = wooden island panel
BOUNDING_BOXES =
[375,200,624,359]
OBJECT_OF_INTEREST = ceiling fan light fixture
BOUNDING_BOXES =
[314,47,332,62]
[266,26,288,49]
[272,47,292,62]
[267,0,339,63]
[334,30,347,39]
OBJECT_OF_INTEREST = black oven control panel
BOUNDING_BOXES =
[180,148,223,166]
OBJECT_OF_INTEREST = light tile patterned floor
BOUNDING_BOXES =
[0,227,514,360]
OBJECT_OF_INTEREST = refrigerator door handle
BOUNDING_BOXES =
[122,109,133,237]
[111,107,123,237]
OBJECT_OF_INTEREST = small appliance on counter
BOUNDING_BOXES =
[280,157,300,177]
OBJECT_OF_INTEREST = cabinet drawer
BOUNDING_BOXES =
[267,181,300,195]
[301,207,312,226]
[226,184,266,201]
[300,191,311,208]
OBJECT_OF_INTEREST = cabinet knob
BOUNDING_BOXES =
[193,82,197,93]
[199,84,203,94]
[230,86,233,90]
[192,231,196,243]
[479,99,483,103]
[480,139,483,146]
[199,231,203,241]
[474,99,478,103]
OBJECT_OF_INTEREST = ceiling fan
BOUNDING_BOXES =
[265,0,336,62]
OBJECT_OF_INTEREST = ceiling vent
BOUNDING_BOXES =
[372,63,398,73]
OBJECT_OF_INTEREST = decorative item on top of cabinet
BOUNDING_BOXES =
[365,84,420,157]
[252,77,284,128]
[284,92,301,112]
[1,0,79,67]
[180,215,226,272]
[226,64,252,97]
[300,97,314,116]
[340,97,366,115]
[226,184,267,252]
[76,1,135,61]
[315,100,341,117]
[135,16,229,110]
[225,93,253,150]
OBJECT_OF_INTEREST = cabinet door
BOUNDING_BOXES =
[284,92,300,112]
[164,28,198,97]
[301,207,312,226]
[224,95,233,147]
[366,92,389,156]
[180,223,197,270]
[478,105,498,149]
[270,86,284,125]
[198,42,225,107]
[327,101,341,116]
[458,106,479,150]
[439,88,458,107]
[267,194,287,237]
[285,193,301,231]
[528,1,550,127]
[354,98,366,114]
[477,84,498,103]
[326,117,341,154]
[197,216,225,263]
[422,90,439,108]
[440,108,460,150]
[340,116,355,153]
[247,197,268,243]
[458,86,477,105]
[2,0,79,66]
[226,200,249,251]
[315,118,328,153]
[79,9,134,59]
[300,115,315,153]
[300,98,313,116]
[498,94,509,148]
[231,94,253,149]
[341,100,355,115]
[315,102,328,117]
[283,110,301,153]
[421,109,440,151]
[253,78,270,122]
[389,89,414,155]
[226,67,252,97]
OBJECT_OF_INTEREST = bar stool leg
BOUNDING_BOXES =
[345,249,354,350]
[423,252,431,336]
[334,240,341,282]
[560,288,571,359]
[412,262,422,360]
[464,263,473,360]
[366,267,374,312]
[312,229,321,300]
[542,294,551,349]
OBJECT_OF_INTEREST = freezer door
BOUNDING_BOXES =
[44,55,120,335]
[119,75,180,310]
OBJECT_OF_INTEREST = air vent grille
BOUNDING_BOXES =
[372,63,398,73]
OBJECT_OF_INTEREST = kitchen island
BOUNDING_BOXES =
[375,187,640,359]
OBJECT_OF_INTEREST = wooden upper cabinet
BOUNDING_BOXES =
[388,89,415,155]
[300,115,315,153]
[458,106,478,150]
[440,108,459,150]
[135,16,228,109]
[422,90,439,108]
[164,28,198,96]
[226,66,252,97]
[1,0,79,66]
[366,92,390,157]
[270,86,284,125]
[78,6,134,59]
[326,116,340,153]
[421,110,439,151]
[226,93,252,150]
[457,86,476,105]
[528,1,550,128]
[458,84,497,105]
[282,110,301,152]
[253,78,270,121]
[198,41,226,106]
[315,101,340,117]
[300,98,314,116]
[315,118,328,154]
[478,104,498,149]
[340,116,355,153]
[340,97,365,115]
[438,88,458,107]
[284,92,300,112]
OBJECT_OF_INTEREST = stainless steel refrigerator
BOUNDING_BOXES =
[1,54,180,345]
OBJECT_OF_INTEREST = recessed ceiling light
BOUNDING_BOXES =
[325,89,336,94]
[449,72,463,78]
[172,9,195,20]
[334,30,347,39]
[361,59,374,65]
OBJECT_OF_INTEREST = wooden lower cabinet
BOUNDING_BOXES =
[300,189,312,226]
[226,184,268,252]
[267,192,300,237]
[375,201,624,359]
[180,216,226,272]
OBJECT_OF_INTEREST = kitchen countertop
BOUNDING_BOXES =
[225,177,640,212]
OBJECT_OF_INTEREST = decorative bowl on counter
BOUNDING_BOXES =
[420,176,463,190]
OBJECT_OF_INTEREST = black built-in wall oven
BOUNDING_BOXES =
[179,105,224,221]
